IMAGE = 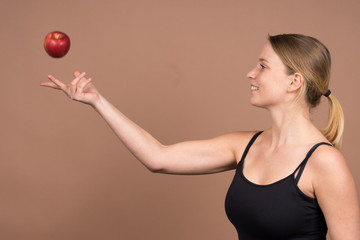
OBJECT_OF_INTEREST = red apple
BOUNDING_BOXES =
[44,31,70,58]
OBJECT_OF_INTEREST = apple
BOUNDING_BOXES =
[44,31,70,58]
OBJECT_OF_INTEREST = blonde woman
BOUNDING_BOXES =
[41,34,360,239]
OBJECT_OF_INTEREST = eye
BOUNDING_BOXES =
[259,64,266,70]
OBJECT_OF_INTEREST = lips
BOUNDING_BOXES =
[251,85,259,91]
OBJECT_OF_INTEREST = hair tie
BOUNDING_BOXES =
[324,89,331,97]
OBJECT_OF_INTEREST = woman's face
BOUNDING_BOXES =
[247,42,292,109]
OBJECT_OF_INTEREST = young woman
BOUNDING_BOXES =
[41,34,360,239]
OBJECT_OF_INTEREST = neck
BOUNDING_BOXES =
[267,103,315,150]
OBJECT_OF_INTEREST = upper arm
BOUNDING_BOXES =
[153,131,256,175]
[311,147,360,239]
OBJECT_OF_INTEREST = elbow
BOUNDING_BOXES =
[145,145,169,173]
[147,165,166,174]
[145,160,166,173]
[140,144,169,173]
[148,166,164,173]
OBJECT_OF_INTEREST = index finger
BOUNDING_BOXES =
[47,74,67,90]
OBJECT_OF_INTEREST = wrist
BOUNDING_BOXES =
[92,94,105,111]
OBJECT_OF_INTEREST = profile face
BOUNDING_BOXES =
[247,42,292,109]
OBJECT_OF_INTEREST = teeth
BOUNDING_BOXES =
[251,86,259,90]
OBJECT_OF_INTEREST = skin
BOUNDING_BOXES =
[40,42,360,239]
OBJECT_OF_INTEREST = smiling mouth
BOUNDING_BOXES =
[251,85,259,91]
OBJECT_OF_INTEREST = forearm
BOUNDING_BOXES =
[93,95,164,171]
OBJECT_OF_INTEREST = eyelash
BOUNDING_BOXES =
[259,64,266,70]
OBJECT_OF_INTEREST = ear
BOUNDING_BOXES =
[287,73,304,93]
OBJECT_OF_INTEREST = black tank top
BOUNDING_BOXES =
[225,131,331,240]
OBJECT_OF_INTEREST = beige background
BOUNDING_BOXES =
[0,0,359,239]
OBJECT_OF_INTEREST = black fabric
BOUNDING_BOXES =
[225,131,331,240]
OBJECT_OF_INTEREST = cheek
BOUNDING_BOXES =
[270,83,287,95]
[258,77,288,101]
[268,81,290,104]
[269,72,289,92]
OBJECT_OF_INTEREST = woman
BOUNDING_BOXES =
[41,34,360,239]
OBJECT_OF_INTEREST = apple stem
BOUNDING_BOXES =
[54,34,62,39]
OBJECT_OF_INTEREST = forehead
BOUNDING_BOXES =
[259,42,285,67]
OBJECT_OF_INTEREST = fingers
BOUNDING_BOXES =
[40,82,59,88]
[74,78,92,99]
[45,74,67,90]
[41,71,93,102]
[76,78,92,93]
[73,70,80,77]
[71,71,86,86]
[80,78,92,89]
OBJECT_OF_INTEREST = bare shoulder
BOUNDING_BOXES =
[216,130,261,163]
[308,144,357,201]
[217,130,259,141]
[308,145,349,179]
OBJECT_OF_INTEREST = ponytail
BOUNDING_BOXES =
[322,94,344,149]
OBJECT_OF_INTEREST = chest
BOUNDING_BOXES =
[240,146,315,197]
[225,170,327,239]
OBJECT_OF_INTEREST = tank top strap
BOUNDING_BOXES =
[239,131,263,166]
[294,142,333,184]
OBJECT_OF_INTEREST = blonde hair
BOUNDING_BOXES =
[268,34,344,149]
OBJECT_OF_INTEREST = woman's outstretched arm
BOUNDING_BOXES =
[41,71,251,174]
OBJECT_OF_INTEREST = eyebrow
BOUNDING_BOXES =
[259,58,270,63]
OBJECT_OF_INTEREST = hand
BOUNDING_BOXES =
[40,70,100,107]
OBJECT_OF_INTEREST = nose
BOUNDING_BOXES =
[246,66,257,79]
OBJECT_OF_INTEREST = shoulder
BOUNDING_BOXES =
[308,144,355,199]
[218,130,260,141]
[216,130,261,147]
[308,144,348,179]
[216,130,262,163]
[309,145,360,238]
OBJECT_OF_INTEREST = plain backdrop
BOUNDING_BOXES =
[0,0,359,239]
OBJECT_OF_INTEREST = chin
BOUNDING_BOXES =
[250,97,260,107]
[250,98,268,109]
